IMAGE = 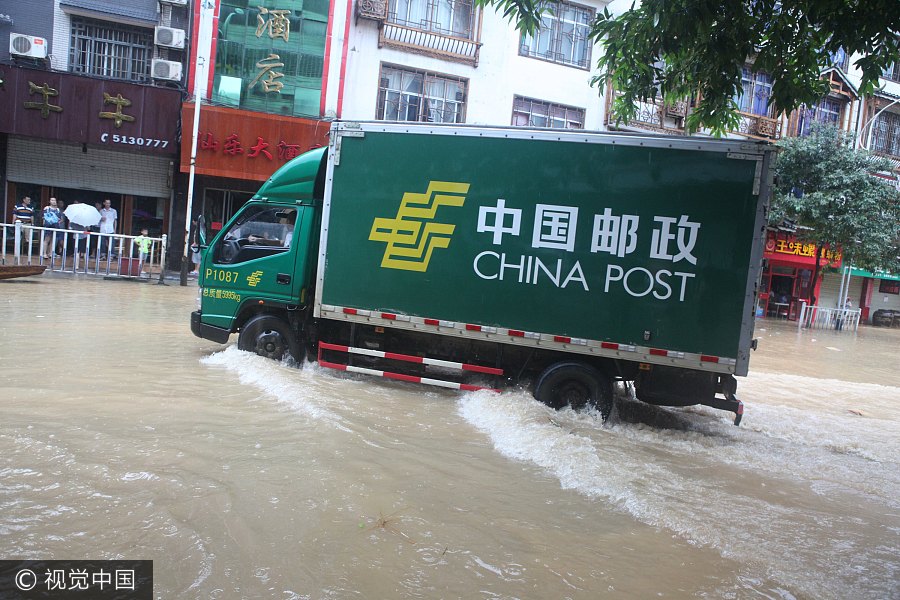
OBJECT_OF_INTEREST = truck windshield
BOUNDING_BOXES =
[213,205,298,265]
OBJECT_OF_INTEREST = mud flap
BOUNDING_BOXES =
[636,368,744,426]
[702,375,743,426]
[701,393,744,426]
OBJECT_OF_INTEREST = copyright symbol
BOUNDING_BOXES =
[15,569,37,591]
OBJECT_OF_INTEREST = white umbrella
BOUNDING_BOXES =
[64,203,102,227]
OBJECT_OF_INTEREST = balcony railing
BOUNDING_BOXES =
[606,97,687,134]
[730,111,782,140]
[379,22,481,66]
[607,95,784,141]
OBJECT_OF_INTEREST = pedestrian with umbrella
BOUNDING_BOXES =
[64,201,101,262]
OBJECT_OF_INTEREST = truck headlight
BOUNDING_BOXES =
[196,287,203,311]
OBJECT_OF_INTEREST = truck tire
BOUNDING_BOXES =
[238,314,304,364]
[534,362,613,420]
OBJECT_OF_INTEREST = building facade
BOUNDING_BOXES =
[1,0,189,239]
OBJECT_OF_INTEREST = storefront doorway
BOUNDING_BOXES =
[759,265,814,320]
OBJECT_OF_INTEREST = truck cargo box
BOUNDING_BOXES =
[315,122,772,377]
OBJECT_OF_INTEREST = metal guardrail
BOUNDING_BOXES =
[797,301,861,332]
[2,222,167,280]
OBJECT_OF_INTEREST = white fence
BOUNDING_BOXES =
[2,222,167,279]
[797,301,861,332]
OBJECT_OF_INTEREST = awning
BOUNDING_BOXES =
[848,267,900,282]
[60,0,158,27]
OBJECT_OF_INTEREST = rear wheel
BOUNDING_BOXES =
[238,314,304,364]
[534,362,613,420]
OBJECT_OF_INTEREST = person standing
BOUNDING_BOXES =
[13,195,35,257]
[99,198,118,260]
[134,227,152,277]
[41,197,63,259]
[13,195,34,224]
[55,200,67,256]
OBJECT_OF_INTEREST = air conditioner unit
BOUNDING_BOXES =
[152,59,183,81]
[155,26,186,49]
[159,0,188,5]
[9,33,48,59]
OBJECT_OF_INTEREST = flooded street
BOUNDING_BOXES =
[1,275,898,599]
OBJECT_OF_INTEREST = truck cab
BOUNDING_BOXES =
[190,147,326,357]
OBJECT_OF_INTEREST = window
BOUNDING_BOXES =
[69,16,153,82]
[735,67,774,117]
[797,98,842,136]
[512,96,584,129]
[388,0,475,39]
[829,48,849,71]
[519,0,592,69]
[871,110,900,156]
[879,279,900,294]
[883,62,900,83]
[377,65,467,123]
[214,206,298,264]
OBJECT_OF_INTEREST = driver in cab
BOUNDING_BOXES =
[238,211,296,248]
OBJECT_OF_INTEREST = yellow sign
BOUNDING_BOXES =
[247,270,264,287]
[369,181,469,272]
[99,93,135,128]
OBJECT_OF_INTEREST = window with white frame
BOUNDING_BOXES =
[519,0,592,69]
[388,0,476,39]
[377,65,467,123]
[829,48,849,71]
[69,16,154,82]
[735,67,775,117]
[883,62,900,83]
[797,97,843,136]
[512,96,584,129]
[871,110,900,157]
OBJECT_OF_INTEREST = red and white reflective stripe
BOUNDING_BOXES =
[319,304,737,369]
[552,335,587,346]
[318,342,503,376]
[318,360,499,393]
[506,329,540,339]
[600,342,637,352]
[700,355,737,366]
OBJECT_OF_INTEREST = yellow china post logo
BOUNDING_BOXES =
[369,181,469,272]
[247,270,264,287]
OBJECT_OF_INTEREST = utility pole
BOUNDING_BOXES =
[181,0,216,286]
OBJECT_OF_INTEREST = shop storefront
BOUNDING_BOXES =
[759,231,842,319]
[0,65,181,237]
[846,268,900,324]
[178,103,328,237]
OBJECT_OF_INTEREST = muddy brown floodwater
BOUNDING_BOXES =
[1,274,898,599]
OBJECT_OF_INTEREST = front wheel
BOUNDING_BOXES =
[534,362,613,420]
[238,314,304,364]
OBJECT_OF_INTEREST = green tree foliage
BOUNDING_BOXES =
[772,124,900,303]
[477,0,900,135]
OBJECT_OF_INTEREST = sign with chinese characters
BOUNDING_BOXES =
[180,103,328,181]
[322,130,767,358]
[0,65,181,154]
[764,232,842,268]
[209,0,329,118]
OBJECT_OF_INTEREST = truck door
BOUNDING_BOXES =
[205,205,304,323]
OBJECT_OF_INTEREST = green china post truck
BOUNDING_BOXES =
[192,122,775,424]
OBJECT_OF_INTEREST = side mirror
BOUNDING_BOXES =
[197,215,208,247]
